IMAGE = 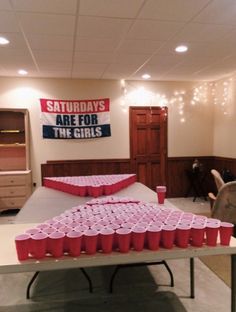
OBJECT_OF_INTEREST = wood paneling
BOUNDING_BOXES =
[167,156,214,198]
[41,159,132,183]
[213,157,236,175]
[41,156,236,198]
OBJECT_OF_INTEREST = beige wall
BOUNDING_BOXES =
[0,77,214,186]
[212,76,236,158]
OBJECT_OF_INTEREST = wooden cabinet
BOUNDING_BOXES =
[0,171,32,212]
[0,109,30,171]
[0,109,32,211]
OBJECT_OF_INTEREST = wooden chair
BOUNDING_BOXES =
[211,169,225,191]
[211,181,236,236]
[208,169,225,210]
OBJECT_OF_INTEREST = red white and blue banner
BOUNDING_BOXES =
[40,98,111,139]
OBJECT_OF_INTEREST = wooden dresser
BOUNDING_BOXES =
[0,108,32,212]
[0,170,32,212]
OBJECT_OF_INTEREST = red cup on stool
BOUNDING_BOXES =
[156,186,167,204]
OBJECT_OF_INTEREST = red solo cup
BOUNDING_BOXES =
[36,223,50,230]
[116,228,131,253]
[147,225,162,250]
[15,233,30,261]
[84,229,98,255]
[31,233,48,259]
[206,223,220,246]
[156,186,166,204]
[66,230,82,257]
[161,224,176,249]
[220,222,234,246]
[77,185,87,196]
[104,184,113,195]
[176,225,191,248]
[90,185,103,198]
[25,228,41,235]
[132,226,146,251]
[58,226,72,252]
[42,227,56,253]
[191,224,205,247]
[48,231,65,258]
[100,228,114,253]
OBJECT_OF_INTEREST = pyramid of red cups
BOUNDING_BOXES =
[43,174,137,197]
[15,196,234,261]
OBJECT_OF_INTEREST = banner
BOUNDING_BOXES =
[40,98,111,139]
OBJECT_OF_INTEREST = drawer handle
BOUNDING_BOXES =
[10,202,15,205]
[10,180,14,183]
[10,191,15,194]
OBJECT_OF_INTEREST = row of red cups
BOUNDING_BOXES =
[14,221,233,261]
[43,174,137,197]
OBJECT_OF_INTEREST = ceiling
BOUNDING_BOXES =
[1,0,236,81]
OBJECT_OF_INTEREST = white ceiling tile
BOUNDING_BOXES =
[173,23,234,43]
[11,0,77,14]
[112,53,151,66]
[77,16,132,39]
[79,0,144,18]
[0,0,236,81]
[38,61,71,71]
[102,63,139,79]
[18,12,76,35]
[194,0,236,25]
[74,52,115,63]
[26,34,74,51]
[75,37,120,52]
[72,62,107,75]
[138,0,210,21]
[127,20,184,40]
[0,12,20,32]
[33,50,73,63]
[0,49,33,63]
[38,70,71,78]
[0,0,12,10]
[117,39,165,54]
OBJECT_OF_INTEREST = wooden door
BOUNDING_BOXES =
[130,106,167,190]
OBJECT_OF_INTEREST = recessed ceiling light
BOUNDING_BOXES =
[142,74,151,79]
[0,36,9,45]
[175,45,188,53]
[18,69,28,75]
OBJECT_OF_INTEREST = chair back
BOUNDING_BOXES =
[211,169,225,191]
[211,181,236,223]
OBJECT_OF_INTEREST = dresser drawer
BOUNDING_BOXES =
[0,174,29,186]
[0,197,26,210]
[0,186,27,197]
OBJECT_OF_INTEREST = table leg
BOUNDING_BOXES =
[231,254,236,312]
[190,258,195,298]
